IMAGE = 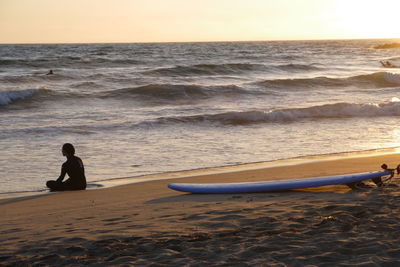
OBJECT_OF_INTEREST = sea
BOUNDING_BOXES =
[1,39,400,196]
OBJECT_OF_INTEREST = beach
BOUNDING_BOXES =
[2,152,400,266]
[2,39,400,266]
[2,1,400,265]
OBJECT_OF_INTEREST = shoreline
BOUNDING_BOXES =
[98,146,400,184]
[1,146,399,200]
[2,150,400,265]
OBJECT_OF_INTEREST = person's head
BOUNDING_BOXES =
[62,143,75,157]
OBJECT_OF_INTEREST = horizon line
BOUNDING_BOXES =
[1,37,399,46]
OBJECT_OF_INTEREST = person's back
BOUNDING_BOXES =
[46,143,87,191]
[62,155,86,190]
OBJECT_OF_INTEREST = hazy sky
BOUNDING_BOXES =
[1,0,399,44]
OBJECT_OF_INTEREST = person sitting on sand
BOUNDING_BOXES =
[46,143,87,191]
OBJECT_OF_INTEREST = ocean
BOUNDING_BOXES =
[1,39,400,196]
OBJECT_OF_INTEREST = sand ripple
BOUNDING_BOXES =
[2,185,400,266]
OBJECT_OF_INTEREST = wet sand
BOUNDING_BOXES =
[1,152,400,266]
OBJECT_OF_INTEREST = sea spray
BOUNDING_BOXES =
[0,89,44,105]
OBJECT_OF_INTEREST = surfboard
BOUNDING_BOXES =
[167,170,391,194]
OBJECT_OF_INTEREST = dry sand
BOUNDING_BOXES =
[2,152,400,266]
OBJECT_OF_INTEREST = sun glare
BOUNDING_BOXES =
[0,0,399,43]
[330,0,400,39]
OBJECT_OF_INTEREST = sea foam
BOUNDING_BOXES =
[0,89,42,105]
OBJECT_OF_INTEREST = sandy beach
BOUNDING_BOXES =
[3,2,400,266]
[2,152,400,266]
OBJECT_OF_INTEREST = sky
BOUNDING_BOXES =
[0,0,399,44]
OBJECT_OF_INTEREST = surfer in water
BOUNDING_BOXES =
[380,61,398,68]
[46,143,87,191]
[46,69,54,75]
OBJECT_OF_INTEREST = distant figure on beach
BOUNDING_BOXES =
[46,70,54,75]
[46,143,87,191]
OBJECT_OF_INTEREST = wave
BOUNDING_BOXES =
[145,63,267,76]
[142,101,400,126]
[5,101,400,136]
[274,63,321,71]
[0,88,51,106]
[374,43,400,49]
[104,83,252,101]
[0,87,90,108]
[1,83,253,108]
[257,72,400,89]
[144,62,320,77]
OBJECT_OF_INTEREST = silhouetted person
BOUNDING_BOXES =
[46,143,87,191]
[46,70,54,75]
[380,61,396,68]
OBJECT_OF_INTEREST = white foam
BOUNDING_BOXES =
[383,72,400,84]
[0,89,38,105]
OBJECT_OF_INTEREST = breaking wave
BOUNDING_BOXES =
[5,101,400,135]
[0,88,50,106]
[144,101,400,126]
[0,88,88,107]
[257,72,400,89]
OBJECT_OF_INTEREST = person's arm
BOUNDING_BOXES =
[56,163,67,182]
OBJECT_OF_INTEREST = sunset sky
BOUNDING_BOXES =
[1,0,399,44]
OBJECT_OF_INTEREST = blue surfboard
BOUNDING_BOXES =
[168,170,391,194]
